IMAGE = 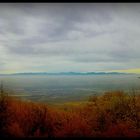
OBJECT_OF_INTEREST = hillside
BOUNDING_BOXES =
[0,90,140,137]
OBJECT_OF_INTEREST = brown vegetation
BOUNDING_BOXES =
[0,90,140,137]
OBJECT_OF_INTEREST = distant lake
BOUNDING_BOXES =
[0,74,140,103]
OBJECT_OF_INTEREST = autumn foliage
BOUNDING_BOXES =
[0,90,140,137]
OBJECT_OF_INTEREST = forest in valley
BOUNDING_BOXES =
[0,90,140,137]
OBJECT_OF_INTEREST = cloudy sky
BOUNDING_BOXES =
[0,3,140,74]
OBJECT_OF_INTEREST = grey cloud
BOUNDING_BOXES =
[0,3,115,45]
[0,3,140,73]
[6,43,75,56]
[0,62,7,71]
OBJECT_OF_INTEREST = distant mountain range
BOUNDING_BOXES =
[0,72,132,76]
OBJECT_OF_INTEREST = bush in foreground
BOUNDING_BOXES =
[0,91,140,137]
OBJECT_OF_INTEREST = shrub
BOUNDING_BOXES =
[0,90,140,137]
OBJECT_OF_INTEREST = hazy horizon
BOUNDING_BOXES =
[0,71,138,75]
[0,3,140,74]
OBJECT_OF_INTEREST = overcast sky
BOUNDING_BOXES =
[0,3,140,73]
